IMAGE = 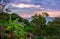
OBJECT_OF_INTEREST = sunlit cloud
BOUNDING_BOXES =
[36,11,60,17]
[47,11,60,17]
[5,0,60,18]
[11,3,40,8]
[17,11,60,18]
[19,13,33,18]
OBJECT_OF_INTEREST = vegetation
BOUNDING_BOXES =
[0,11,60,39]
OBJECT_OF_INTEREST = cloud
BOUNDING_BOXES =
[36,11,60,17]
[20,0,32,2]
[18,11,60,18]
[19,13,33,18]
[11,3,40,8]
[5,1,60,18]
[47,11,60,17]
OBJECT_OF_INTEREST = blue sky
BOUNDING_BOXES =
[1,0,60,18]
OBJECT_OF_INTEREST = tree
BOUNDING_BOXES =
[6,15,27,39]
[29,12,49,39]
[47,17,60,39]
[30,13,47,39]
[42,12,49,17]
[0,12,32,39]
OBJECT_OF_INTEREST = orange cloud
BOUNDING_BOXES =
[47,11,60,17]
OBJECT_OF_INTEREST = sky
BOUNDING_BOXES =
[1,0,60,18]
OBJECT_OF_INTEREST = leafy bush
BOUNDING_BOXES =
[4,15,27,39]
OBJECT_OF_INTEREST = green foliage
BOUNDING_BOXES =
[31,13,46,36]
[6,15,27,39]
[0,12,9,26]
[37,36,44,39]
[0,12,60,39]
[47,17,60,39]
[30,13,60,39]
[0,12,31,39]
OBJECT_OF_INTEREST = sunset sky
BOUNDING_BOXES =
[4,0,60,18]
